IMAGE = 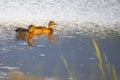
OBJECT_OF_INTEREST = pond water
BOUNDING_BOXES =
[0,24,120,80]
[0,0,120,79]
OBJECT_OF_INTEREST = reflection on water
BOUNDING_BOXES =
[15,32,55,46]
[0,25,120,80]
[15,31,35,46]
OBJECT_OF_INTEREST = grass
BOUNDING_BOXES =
[6,38,120,80]
[59,38,120,80]
[92,38,106,79]
[92,38,119,80]
[61,55,77,80]
[112,65,119,80]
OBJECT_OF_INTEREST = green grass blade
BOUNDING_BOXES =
[112,65,118,80]
[61,55,77,80]
[92,38,106,79]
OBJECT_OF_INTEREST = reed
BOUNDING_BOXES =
[112,65,118,80]
[61,55,77,80]
[104,54,113,80]
[92,38,119,80]
[92,38,105,79]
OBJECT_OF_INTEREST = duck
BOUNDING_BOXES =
[28,21,57,35]
[14,21,57,45]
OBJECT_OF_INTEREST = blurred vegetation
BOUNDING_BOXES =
[92,38,119,80]
[6,38,120,80]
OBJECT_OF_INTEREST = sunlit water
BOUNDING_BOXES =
[0,24,120,80]
[0,0,120,80]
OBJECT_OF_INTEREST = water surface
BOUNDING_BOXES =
[0,24,120,80]
[0,0,120,80]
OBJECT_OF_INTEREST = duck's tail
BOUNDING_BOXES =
[14,27,28,32]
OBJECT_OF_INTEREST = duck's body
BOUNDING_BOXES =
[28,21,57,35]
[15,31,35,46]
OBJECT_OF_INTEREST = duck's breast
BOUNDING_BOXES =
[42,28,53,34]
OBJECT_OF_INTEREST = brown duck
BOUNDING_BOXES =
[28,21,57,35]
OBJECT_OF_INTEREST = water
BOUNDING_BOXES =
[0,0,120,80]
[0,25,120,80]
[0,0,120,25]
[0,0,120,36]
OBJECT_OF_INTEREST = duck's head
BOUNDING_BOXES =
[48,21,57,28]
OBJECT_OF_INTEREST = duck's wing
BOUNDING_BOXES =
[15,28,28,32]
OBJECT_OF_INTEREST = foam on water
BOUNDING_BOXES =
[0,0,120,38]
[0,0,120,25]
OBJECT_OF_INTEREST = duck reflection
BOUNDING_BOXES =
[37,33,55,43]
[15,28,35,46]
[15,27,55,46]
